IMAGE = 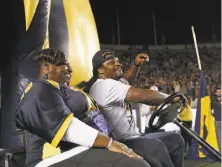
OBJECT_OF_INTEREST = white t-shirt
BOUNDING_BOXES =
[89,78,140,141]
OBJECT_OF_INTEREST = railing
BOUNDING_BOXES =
[101,43,221,51]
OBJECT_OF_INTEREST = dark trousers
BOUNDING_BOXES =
[145,127,165,134]
[180,121,192,151]
[215,121,221,152]
[39,148,151,167]
[123,132,185,167]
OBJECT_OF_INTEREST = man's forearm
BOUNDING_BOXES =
[142,91,168,106]
[93,132,110,147]
[123,62,140,84]
[126,87,168,106]
[63,117,111,148]
[123,53,149,83]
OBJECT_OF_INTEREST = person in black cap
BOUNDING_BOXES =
[16,48,150,167]
[80,50,187,167]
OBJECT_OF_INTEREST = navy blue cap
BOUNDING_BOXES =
[92,50,115,74]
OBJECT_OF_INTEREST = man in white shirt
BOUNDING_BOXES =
[82,50,187,167]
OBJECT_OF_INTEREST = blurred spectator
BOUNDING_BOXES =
[211,87,221,152]
[178,96,193,158]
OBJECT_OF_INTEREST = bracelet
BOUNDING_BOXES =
[106,138,113,149]
[133,60,140,67]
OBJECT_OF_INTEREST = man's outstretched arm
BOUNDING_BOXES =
[125,86,188,106]
[123,53,149,84]
[125,87,168,106]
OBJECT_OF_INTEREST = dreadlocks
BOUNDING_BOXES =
[75,74,98,93]
[34,48,67,72]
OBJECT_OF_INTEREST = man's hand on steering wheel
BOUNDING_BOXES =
[149,92,188,129]
[108,140,143,159]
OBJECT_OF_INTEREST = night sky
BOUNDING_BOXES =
[90,0,221,45]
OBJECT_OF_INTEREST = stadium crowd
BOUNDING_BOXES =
[116,48,221,100]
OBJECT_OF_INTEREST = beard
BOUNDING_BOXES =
[114,70,124,80]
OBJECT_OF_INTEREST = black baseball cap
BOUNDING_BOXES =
[92,50,115,74]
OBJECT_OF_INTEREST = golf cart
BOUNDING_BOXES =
[148,92,221,162]
[0,93,221,167]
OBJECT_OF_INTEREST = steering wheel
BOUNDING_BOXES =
[149,93,187,130]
